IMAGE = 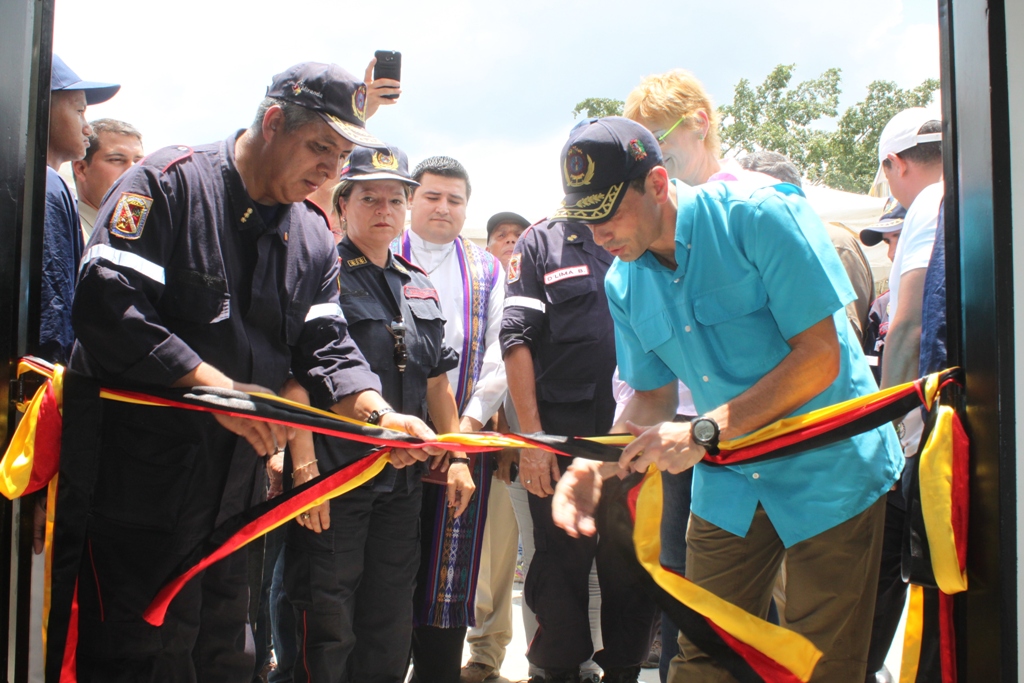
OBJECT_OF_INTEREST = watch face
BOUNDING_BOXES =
[693,419,716,443]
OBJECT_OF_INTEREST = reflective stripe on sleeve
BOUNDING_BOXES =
[80,244,166,284]
[305,303,346,322]
[504,296,546,313]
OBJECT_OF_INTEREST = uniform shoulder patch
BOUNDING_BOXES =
[507,253,522,284]
[109,192,153,240]
[346,256,368,268]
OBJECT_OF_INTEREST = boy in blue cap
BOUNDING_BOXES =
[41,55,119,365]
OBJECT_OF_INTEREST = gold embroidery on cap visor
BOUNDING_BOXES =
[552,183,624,222]
[320,113,384,148]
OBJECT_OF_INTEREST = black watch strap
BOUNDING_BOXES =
[367,407,396,426]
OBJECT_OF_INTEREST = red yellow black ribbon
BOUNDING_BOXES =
[2,360,965,683]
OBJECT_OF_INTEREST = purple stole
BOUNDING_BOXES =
[398,231,501,628]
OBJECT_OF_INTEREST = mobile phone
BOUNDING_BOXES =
[373,50,401,100]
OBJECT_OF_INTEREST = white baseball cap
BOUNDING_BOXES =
[877,107,942,164]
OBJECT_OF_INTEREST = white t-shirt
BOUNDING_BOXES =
[888,181,943,319]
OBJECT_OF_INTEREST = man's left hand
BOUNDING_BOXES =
[364,58,401,118]
[379,412,445,467]
[619,420,705,474]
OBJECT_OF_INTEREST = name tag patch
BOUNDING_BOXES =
[404,285,439,303]
[544,265,590,285]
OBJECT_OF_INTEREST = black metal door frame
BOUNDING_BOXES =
[0,0,53,681]
[939,0,1017,680]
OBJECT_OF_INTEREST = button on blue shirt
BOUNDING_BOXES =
[606,179,902,547]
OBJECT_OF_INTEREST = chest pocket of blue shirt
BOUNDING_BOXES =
[692,274,781,375]
[406,298,445,365]
[162,270,230,326]
[545,275,597,343]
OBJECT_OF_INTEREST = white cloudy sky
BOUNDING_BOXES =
[54,0,939,239]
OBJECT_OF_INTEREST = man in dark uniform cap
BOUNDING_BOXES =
[60,61,439,682]
[499,121,658,683]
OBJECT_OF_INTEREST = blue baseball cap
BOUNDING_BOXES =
[552,117,663,223]
[50,55,119,105]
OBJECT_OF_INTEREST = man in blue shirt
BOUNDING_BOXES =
[551,117,902,682]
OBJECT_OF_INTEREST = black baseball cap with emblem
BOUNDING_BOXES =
[339,145,418,186]
[552,116,663,223]
[859,198,907,246]
[266,62,386,149]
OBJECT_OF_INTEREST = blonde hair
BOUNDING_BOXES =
[625,69,721,158]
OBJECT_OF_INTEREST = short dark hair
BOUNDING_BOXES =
[883,120,943,169]
[737,150,802,187]
[83,118,143,164]
[250,96,322,136]
[628,175,647,195]
[411,156,472,199]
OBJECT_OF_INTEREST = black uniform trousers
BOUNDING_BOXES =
[284,477,422,683]
[525,456,658,673]
[73,401,259,683]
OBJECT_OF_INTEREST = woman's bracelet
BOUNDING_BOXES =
[293,460,319,475]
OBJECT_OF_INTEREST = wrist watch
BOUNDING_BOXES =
[367,407,396,426]
[690,416,721,455]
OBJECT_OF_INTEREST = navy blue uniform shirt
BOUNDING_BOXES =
[320,237,459,490]
[71,133,381,541]
[500,219,617,437]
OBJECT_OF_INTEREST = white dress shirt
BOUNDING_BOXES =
[404,230,507,425]
[79,201,98,243]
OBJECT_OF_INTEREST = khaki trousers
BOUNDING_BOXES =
[671,496,887,683]
[467,479,520,670]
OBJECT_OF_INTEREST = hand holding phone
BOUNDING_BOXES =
[373,50,401,100]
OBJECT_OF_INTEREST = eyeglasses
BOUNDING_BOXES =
[655,115,687,143]
[387,316,408,373]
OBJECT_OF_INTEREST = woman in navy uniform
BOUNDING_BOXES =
[283,145,475,683]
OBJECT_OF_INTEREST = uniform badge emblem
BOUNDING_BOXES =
[109,192,153,240]
[564,146,595,188]
[629,139,647,161]
[507,253,522,284]
[352,85,367,122]
[372,150,399,170]
[347,256,368,268]
[292,82,304,97]
[567,234,578,242]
